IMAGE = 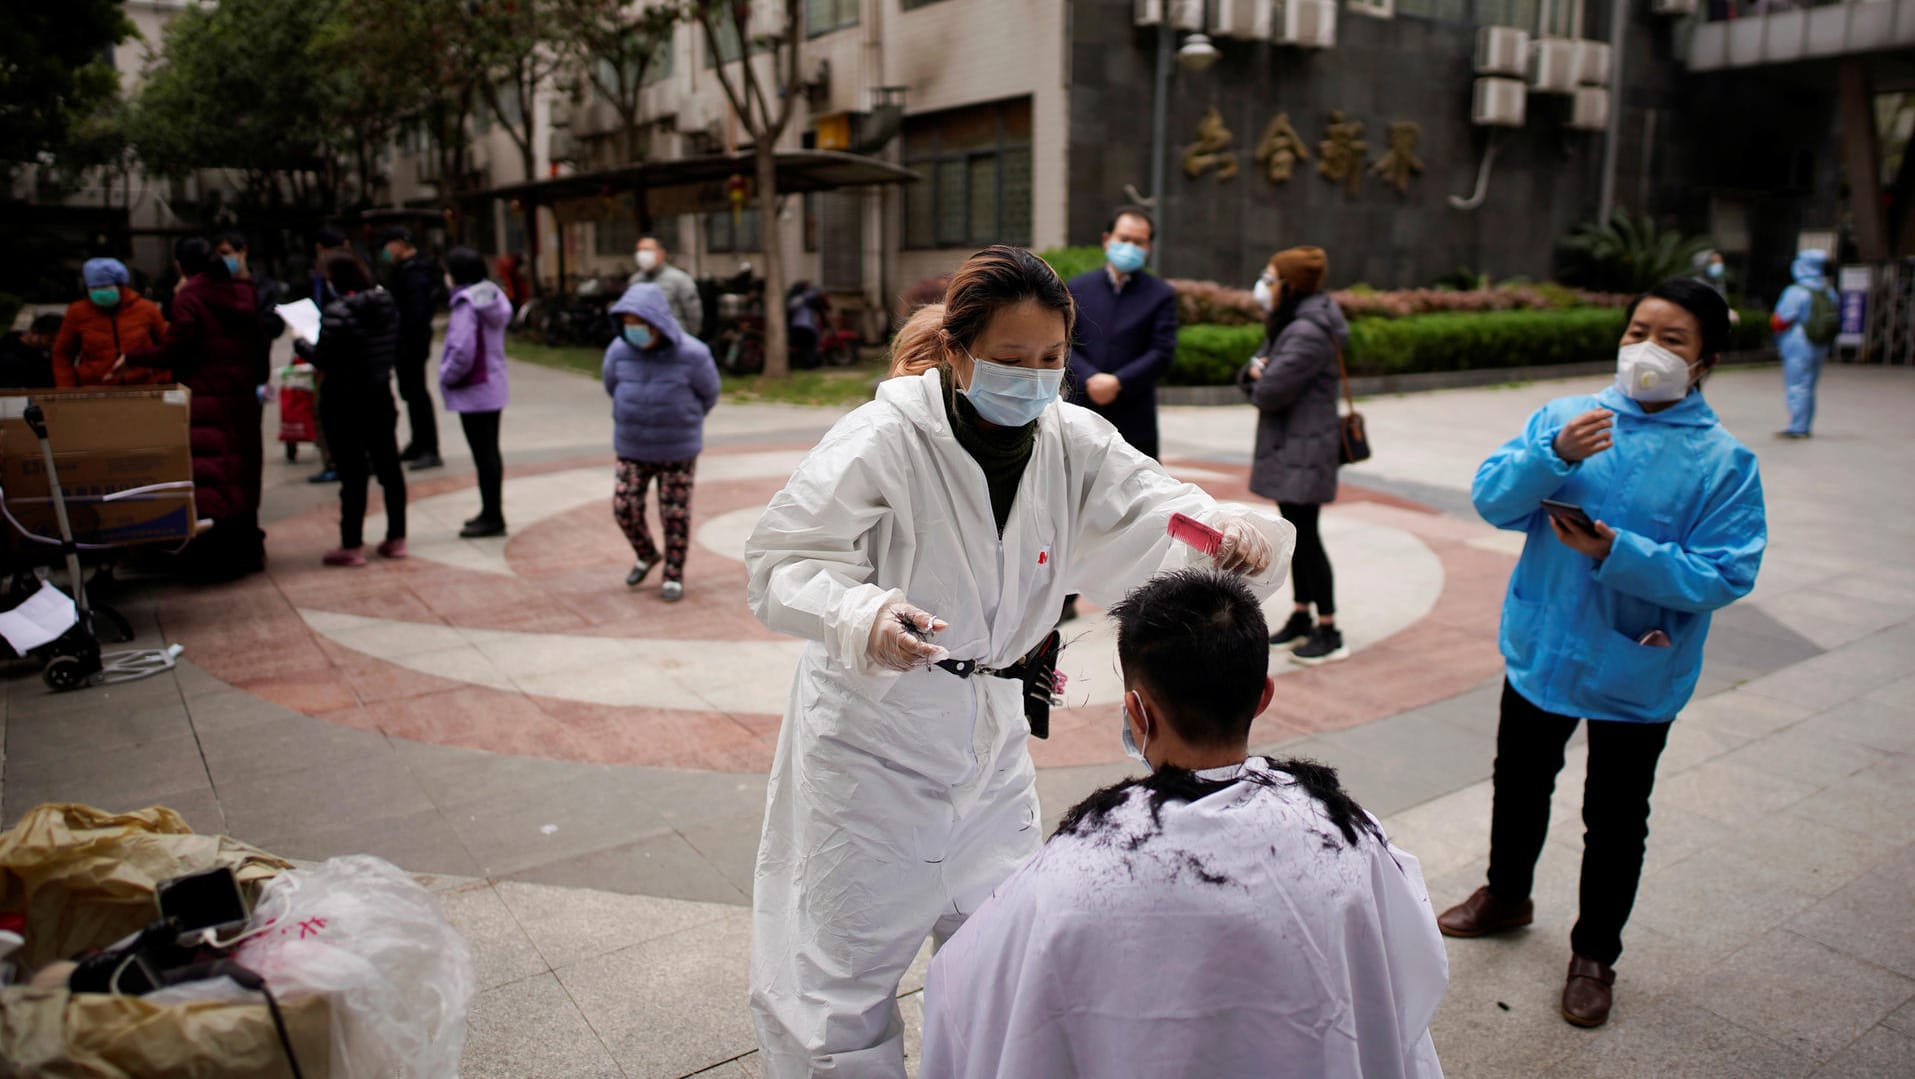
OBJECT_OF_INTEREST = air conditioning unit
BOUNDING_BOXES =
[1475,26,1530,76]
[1651,0,1697,14]
[1570,86,1609,131]
[1527,37,1579,94]
[1576,40,1612,85]
[1472,76,1527,127]
[1275,0,1337,47]
[1215,0,1275,38]
[1134,0,1205,29]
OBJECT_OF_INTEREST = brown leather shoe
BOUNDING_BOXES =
[1561,953,1616,1028]
[1436,886,1535,938]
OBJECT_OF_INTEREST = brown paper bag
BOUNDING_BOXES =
[0,803,330,1078]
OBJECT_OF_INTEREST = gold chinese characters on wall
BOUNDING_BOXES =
[1185,108,1425,197]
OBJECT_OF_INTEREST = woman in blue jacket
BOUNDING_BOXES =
[603,283,720,601]
[1436,278,1765,1029]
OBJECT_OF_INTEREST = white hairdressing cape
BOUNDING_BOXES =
[920,757,1449,1079]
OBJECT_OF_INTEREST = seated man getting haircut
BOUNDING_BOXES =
[920,569,1448,1079]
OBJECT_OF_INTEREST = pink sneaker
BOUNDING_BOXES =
[377,538,409,559]
[322,546,367,567]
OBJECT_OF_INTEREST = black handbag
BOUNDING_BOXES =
[1334,344,1372,466]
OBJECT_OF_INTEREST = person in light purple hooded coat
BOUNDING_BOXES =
[603,281,719,601]
[439,246,513,537]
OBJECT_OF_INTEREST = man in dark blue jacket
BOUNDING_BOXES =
[1065,207,1180,460]
[380,226,445,470]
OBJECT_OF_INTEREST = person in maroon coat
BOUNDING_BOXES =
[122,236,272,579]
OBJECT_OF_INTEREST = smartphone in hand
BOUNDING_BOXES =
[1539,498,1596,533]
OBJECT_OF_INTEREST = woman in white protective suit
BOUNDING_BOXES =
[744,245,1296,1077]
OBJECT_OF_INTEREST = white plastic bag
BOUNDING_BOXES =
[234,855,477,1078]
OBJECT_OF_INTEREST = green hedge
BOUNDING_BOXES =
[1168,306,1771,386]
[1037,245,1106,282]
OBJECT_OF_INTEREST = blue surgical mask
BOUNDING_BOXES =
[222,256,242,275]
[1107,240,1147,275]
[1706,262,1724,281]
[961,355,1063,427]
[622,324,654,349]
[1121,699,1152,771]
[88,287,120,308]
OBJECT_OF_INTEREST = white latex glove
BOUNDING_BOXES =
[868,602,950,672]
[1214,517,1273,577]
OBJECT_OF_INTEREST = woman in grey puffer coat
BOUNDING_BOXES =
[1238,246,1351,665]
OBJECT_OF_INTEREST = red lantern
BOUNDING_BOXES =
[726,174,749,231]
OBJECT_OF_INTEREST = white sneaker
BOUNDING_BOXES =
[661,581,684,602]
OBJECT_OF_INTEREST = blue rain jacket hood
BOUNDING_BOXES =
[602,283,719,462]
[1472,384,1766,723]
[1775,250,1838,365]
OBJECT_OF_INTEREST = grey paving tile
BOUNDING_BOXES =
[2,733,211,826]
[1792,697,1915,756]
[1654,718,1750,777]
[1692,660,1765,699]
[149,785,228,837]
[3,699,192,765]
[1631,847,1820,961]
[1427,929,1590,1078]
[507,831,749,906]
[899,988,926,1077]
[1864,674,1915,710]
[1542,995,1815,1078]
[436,881,549,992]
[1715,814,1905,898]
[678,811,765,900]
[243,806,483,878]
[495,879,734,971]
[1680,930,1915,1065]
[1681,689,1819,741]
[1702,620,1825,674]
[387,737,609,812]
[557,914,757,1079]
[1376,779,1495,882]
[1311,711,1494,817]
[441,775,679,880]
[650,772,772,835]
[460,972,623,1079]
[1790,768,1915,839]
[216,751,435,843]
[197,713,394,787]
[1718,726,1887,789]
[1810,1025,1915,1078]
[1638,801,1740,879]
[1883,996,1915,1037]
[1793,869,1915,981]
[185,688,297,736]
[1654,759,1821,828]
[6,674,181,718]
[1738,644,1909,711]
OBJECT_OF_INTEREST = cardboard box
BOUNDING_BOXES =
[0,387,196,547]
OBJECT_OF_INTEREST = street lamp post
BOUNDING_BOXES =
[1144,2,1221,275]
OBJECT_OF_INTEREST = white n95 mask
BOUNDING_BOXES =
[1616,340,1696,403]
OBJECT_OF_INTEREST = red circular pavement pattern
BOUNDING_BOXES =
[155,447,1515,774]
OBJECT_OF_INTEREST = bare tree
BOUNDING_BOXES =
[556,0,681,165]
[684,0,804,378]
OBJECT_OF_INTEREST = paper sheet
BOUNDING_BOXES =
[0,581,78,654]
[276,297,321,344]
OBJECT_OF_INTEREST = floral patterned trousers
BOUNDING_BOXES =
[614,457,697,583]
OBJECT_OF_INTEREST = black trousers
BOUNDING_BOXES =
[324,393,406,549]
[1278,501,1336,617]
[1486,679,1671,966]
[459,409,504,523]
[394,342,438,455]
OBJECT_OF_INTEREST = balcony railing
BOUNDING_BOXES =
[1687,0,1915,70]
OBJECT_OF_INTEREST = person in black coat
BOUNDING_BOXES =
[1064,207,1179,460]
[380,226,445,470]
[299,253,407,567]
[1238,246,1351,666]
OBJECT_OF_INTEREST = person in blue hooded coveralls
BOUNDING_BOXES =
[1435,278,1766,1030]
[1770,248,1839,438]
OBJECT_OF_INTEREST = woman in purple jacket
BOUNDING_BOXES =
[603,282,720,601]
[439,247,513,538]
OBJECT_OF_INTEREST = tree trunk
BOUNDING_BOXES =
[755,144,788,379]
